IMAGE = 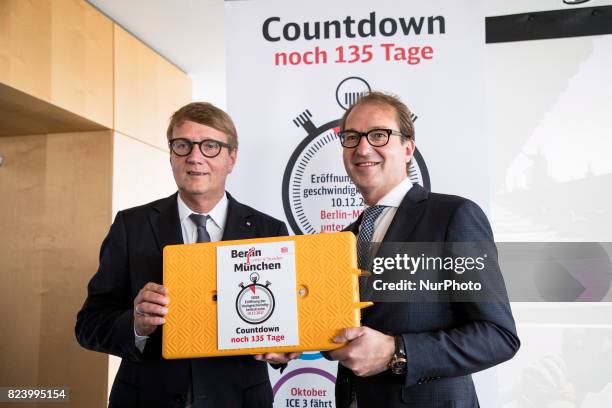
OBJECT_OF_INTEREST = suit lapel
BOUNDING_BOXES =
[150,193,183,253]
[382,184,429,242]
[221,193,257,241]
[149,192,257,250]
[345,215,361,236]
[361,184,429,304]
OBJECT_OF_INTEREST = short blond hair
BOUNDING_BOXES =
[167,102,238,150]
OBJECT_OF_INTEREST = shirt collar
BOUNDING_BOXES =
[177,192,229,231]
[374,178,413,209]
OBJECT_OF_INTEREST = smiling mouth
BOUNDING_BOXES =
[354,162,380,167]
[187,171,208,176]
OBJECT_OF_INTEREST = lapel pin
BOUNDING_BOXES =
[245,221,252,227]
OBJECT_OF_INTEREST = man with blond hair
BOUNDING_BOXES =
[77,102,294,407]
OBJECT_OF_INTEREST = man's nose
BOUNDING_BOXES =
[354,134,373,155]
[186,144,206,163]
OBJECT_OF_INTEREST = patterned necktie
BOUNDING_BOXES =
[189,214,211,243]
[357,205,386,270]
[354,207,386,402]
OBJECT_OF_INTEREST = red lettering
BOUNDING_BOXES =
[274,47,327,66]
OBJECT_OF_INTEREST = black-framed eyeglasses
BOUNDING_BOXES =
[168,138,232,158]
[337,128,406,148]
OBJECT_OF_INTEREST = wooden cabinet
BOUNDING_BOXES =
[1,0,191,141]
[0,0,52,103]
[50,0,114,127]
[0,0,113,128]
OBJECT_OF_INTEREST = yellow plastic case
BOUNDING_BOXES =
[162,231,372,359]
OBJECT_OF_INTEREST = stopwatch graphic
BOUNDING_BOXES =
[281,77,431,235]
[236,272,275,324]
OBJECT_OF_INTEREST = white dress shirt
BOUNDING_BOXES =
[135,193,229,351]
[351,178,412,408]
[361,177,413,242]
[177,193,228,244]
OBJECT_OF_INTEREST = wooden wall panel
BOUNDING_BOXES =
[0,135,47,388]
[0,0,113,128]
[1,2,193,406]
[114,25,192,150]
[0,0,52,101]
[50,0,114,128]
[0,131,113,407]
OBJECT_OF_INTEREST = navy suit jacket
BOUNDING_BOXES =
[335,184,520,408]
[76,192,288,408]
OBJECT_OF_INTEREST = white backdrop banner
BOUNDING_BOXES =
[225,0,487,406]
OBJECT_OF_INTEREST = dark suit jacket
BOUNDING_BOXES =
[76,192,288,408]
[336,184,520,408]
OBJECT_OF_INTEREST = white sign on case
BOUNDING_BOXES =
[216,241,299,350]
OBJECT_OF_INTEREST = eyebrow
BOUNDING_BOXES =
[171,137,226,143]
[343,127,390,132]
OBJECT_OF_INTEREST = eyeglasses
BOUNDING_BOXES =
[168,138,232,158]
[337,129,406,148]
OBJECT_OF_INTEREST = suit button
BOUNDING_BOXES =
[173,394,185,403]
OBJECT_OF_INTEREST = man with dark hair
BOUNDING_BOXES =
[329,92,520,407]
[76,102,295,407]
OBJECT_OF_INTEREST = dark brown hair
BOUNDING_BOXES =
[339,91,415,142]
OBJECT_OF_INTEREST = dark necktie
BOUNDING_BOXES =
[186,214,211,407]
[357,205,386,269]
[189,214,211,243]
[352,205,387,407]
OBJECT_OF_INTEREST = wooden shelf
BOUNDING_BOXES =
[0,83,108,137]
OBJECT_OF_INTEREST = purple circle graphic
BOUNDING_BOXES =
[272,367,336,397]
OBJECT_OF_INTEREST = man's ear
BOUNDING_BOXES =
[404,139,415,163]
[228,147,238,173]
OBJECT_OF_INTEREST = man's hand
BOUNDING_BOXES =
[328,327,395,377]
[254,352,302,364]
[134,282,170,337]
